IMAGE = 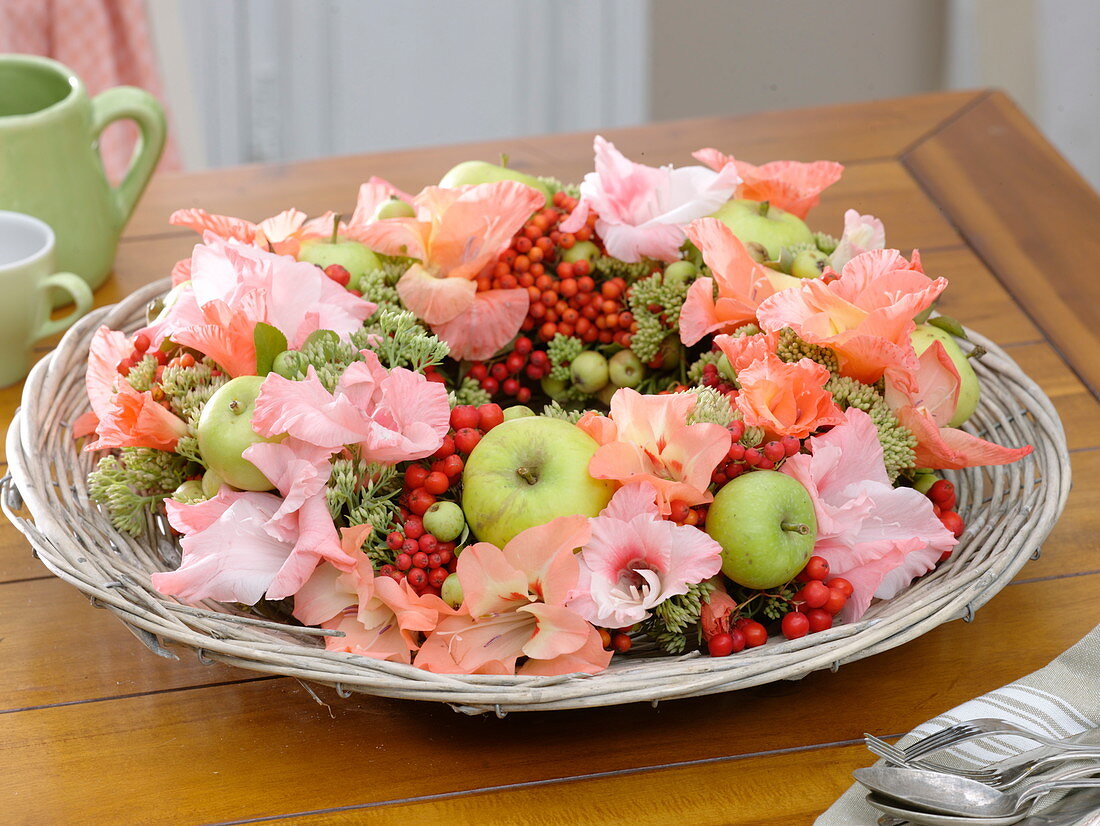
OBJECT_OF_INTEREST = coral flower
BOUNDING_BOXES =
[781,408,957,622]
[354,181,545,360]
[85,384,189,452]
[577,388,731,515]
[170,206,338,258]
[252,352,450,462]
[292,525,448,664]
[560,136,741,264]
[143,236,377,376]
[567,484,723,629]
[415,516,612,676]
[830,209,886,270]
[679,217,777,345]
[734,354,846,440]
[756,249,947,387]
[75,325,135,438]
[693,148,844,218]
[699,585,738,641]
[884,341,1033,470]
[713,330,780,375]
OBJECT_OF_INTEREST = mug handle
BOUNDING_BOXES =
[36,273,94,339]
[91,86,167,226]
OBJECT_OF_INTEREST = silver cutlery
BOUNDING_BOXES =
[897,720,1100,763]
[854,765,1100,818]
[867,788,1100,826]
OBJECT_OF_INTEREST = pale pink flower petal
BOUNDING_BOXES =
[896,406,1034,470]
[734,354,846,439]
[346,177,416,234]
[359,366,451,463]
[830,209,886,270]
[152,492,293,604]
[256,208,307,254]
[519,602,595,661]
[694,150,844,218]
[242,438,334,533]
[780,409,956,621]
[562,136,741,263]
[252,369,369,449]
[291,561,354,626]
[456,542,530,618]
[430,288,532,361]
[714,330,780,374]
[352,215,430,260]
[171,258,192,285]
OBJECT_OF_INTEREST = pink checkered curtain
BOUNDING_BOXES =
[0,0,180,179]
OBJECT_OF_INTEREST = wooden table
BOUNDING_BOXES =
[3,90,1099,825]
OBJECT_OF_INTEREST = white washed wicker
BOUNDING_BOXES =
[2,278,1071,715]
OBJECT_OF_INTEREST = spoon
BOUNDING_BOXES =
[854,765,1100,817]
[866,789,1100,826]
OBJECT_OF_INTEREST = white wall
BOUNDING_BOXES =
[163,0,649,168]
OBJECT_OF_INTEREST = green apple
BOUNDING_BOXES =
[200,468,225,499]
[912,471,938,495]
[298,239,381,280]
[662,260,697,288]
[711,199,814,260]
[541,375,570,402]
[373,197,416,220]
[608,349,645,388]
[570,350,609,394]
[196,376,282,491]
[706,470,817,589]
[438,160,553,205]
[595,382,620,406]
[423,501,466,542]
[441,573,464,609]
[503,404,536,421]
[462,417,616,548]
[171,479,205,504]
[561,240,600,263]
[789,248,831,279]
[911,324,980,427]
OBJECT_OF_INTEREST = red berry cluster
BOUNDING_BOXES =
[115,334,217,413]
[667,499,708,527]
[466,336,547,401]
[481,192,642,346]
[699,362,736,394]
[598,627,635,654]
[779,556,854,640]
[379,515,457,595]
[711,421,802,486]
[708,617,769,657]
[926,479,965,559]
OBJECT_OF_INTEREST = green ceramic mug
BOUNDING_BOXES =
[0,210,94,387]
[0,54,166,294]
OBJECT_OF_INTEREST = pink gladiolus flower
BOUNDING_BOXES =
[884,341,1033,470]
[354,181,544,360]
[692,148,844,219]
[152,487,351,605]
[143,236,376,374]
[85,384,189,452]
[577,388,731,515]
[292,525,448,664]
[170,206,337,258]
[734,354,846,440]
[679,217,777,345]
[756,249,947,386]
[152,440,355,605]
[344,177,416,235]
[560,137,741,264]
[781,408,957,622]
[252,352,450,463]
[415,516,612,676]
[830,209,886,271]
[567,484,723,629]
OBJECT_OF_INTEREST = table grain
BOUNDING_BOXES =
[2,90,1098,826]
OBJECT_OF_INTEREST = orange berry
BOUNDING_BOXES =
[541,290,558,306]
[558,322,574,337]
[601,281,622,300]
[515,236,533,254]
[535,274,554,291]
[529,301,546,319]
[528,246,544,263]
[500,274,518,289]
[519,272,535,287]
[539,322,557,340]
[575,227,592,242]
[577,275,595,293]
[513,254,531,273]
[559,278,578,297]
[559,233,575,249]
[524,225,542,240]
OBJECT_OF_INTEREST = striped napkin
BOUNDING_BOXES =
[816,623,1100,824]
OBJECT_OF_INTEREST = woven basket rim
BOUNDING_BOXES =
[2,278,1072,714]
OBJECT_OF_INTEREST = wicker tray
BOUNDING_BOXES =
[2,278,1072,714]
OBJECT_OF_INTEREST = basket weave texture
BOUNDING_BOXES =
[3,279,1072,714]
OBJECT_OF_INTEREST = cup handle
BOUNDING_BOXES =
[91,86,167,226]
[36,273,94,339]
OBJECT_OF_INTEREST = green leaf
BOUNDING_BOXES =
[254,322,288,375]
[928,315,968,339]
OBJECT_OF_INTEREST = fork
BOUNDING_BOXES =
[898,718,1100,762]
[864,732,1100,788]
